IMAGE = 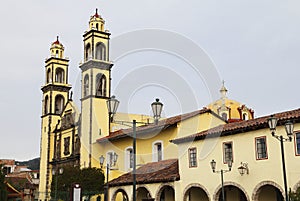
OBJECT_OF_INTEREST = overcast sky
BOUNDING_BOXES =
[0,0,299,161]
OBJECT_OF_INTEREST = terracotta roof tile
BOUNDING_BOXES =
[171,108,300,144]
[97,108,220,142]
[108,159,179,187]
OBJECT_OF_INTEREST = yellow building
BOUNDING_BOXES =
[39,9,300,201]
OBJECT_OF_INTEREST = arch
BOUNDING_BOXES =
[85,43,92,61]
[183,183,210,201]
[152,140,163,162]
[137,186,152,200]
[242,113,248,120]
[44,95,49,114]
[252,181,284,201]
[95,73,106,97]
[221,112,228,121]
[111,188,129,201]
[54,95,64,115]
[213,181,249,201]
[155,184,175,201]
[95,42,106,61]
[46,68,51,83]
[55,68,64,83]
[83,74,89,97]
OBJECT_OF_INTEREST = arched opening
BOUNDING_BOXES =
[96,74,106,97]
[95,42,106,61]
[96,23,99,31]
[55,68,64,83]
[242,113,248,120]
[55,95,64,115]
[184,186,209,201]
[44,95,49,114]
[254,184,283,201]
[85,43,92,61]
[215,185,248,201]
[84,74,89,97]
[221,112,228,121]
[157,185,175,201]
[111,189,129,201]
[47,68,51,83]
[137,187,152,201]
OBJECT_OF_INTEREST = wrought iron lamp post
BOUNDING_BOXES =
[267,115,294,201]
[106,96,163,201]
[99,153,118,201]
[210,159,232,201]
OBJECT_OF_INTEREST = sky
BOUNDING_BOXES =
[0,0,300,161]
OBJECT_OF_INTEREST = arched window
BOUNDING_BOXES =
[242,113,248,120]
[46,68,51,83]
[96,23,99,31]
[95,43,106,61]
[153,141,163,162]
[125,147,133,170]
[55,50,59,58]
[55,68,64,83]
[85,43,92,61]
[84,74,89,97]
[96,74,106,96]
[44,95,49,114]
[55,95,64,114]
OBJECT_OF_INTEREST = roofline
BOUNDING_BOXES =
[171,108,300,144]
[97,108,223,143]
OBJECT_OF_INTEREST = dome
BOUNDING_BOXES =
[207,83,254,122]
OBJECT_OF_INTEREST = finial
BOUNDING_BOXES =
[220,80,228,100]
[56,36,59,42]
[96,8,98,15]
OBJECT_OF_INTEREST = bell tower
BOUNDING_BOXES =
[80,9,113,167]
[39,37,71,201]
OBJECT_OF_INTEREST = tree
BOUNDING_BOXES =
[51,165,104,201]
[0,164,7,201]
[290,188,300,201]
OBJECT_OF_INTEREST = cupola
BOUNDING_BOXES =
[50,36,64,59]
[89,8,105,31]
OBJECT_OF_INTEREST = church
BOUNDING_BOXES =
[39,9,300,201]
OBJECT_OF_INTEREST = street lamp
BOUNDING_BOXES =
[52,167,63,201]
[99,153,118,201]
[267,115,294,201]
[210,159,232,201]
[106,96,163,201]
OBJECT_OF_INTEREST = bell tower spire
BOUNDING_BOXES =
[80,9,113,168]
[39,36,71,201]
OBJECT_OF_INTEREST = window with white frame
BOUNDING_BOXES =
[125,147,133,170]
[223,142,233,163]
[153,141,163,162]
[188,148,197,168]
[295,133,300,155]
[255,136,268,160]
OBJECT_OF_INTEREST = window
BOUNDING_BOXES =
[46,68,51,83]
[96,74,106,96]
[55,95,64,114]
[84,74,89,97]
[242,113,248,120]
[153,141,163,162]
[256,136,267,159]
[85,43,92,61]
[125,147,133,170]
[95,42,106,61]
[223,142,233,163]
[55,68,64,83]
[189,148,197,168]
[44,95,49,114]
[63,137,70,155]
[295,133,300,155]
